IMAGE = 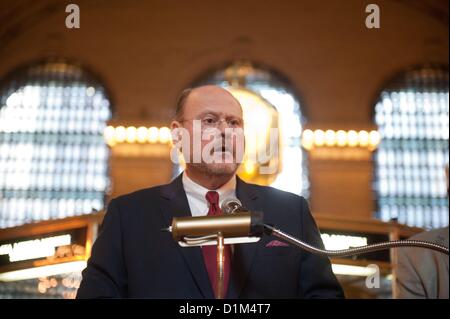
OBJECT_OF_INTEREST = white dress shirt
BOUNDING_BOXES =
[182,172,236,217]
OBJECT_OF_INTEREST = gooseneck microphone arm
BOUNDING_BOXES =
[264,224,449,257]
[223,198,449,256]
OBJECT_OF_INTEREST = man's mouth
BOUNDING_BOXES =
[210,145,234,159]
[213,145,231,153]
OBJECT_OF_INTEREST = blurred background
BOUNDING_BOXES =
[0,0,448,298]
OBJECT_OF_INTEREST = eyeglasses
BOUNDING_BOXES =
[180,115,243,129]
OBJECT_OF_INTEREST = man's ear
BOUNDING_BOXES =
[170,121,179,143]
[170,120,183,150]
[170,120,181,130]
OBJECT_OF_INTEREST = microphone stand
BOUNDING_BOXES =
[164,210,263,299]
[216,232,225,299]
[183,231,226,299]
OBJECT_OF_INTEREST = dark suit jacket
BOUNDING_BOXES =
[76,174,344,298]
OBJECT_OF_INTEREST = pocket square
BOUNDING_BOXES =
[265,240,289,247]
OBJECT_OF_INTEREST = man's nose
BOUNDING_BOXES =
[217,119,229,132]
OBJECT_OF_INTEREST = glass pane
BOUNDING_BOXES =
[0,61,112,228]
[374,66,449,229]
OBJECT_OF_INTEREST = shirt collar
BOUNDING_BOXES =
[182,171,236,206]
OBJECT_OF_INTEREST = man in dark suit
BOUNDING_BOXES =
[77,85,344,298]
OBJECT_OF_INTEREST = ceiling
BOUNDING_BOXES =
[0,0,448,52]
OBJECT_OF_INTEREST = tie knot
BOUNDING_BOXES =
[205,191,220,206]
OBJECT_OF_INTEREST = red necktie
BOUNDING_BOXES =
[201,191,231,298]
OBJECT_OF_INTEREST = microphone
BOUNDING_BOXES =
[164,198,264,247]
[221,198,247,214]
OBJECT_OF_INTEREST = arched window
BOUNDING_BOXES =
[373,65,449,229]
[188,61,308,197]
[0,60,112,228]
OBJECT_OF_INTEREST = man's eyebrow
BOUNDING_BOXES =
[196,110,243,120]
[196,110,244,122]
[196,110,220,117]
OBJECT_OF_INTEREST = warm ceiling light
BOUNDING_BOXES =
[158,127,172,144]
[103,126,115,146]
[347,130,359,147]
[114,126,126,143]
[136,126,148,143]
[336,130,347,147]
[125,126,137,143]
[325,130,336,146]
[301,129,380,150]
[358,130,370,147]
[301,129,314,150]
[314,130,325,146]
[148,127,159,143]
[369,130,381,148]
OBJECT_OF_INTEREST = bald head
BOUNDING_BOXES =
[174,85,242,121]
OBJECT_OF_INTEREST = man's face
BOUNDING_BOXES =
[171,86,245,177]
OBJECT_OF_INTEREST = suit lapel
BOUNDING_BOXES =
[159,174,215,299]
[227,176,260,299]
